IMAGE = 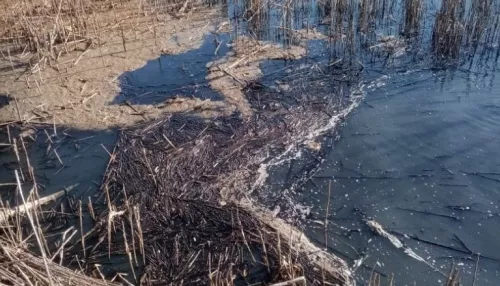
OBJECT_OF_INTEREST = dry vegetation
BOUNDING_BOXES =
[0,0,227,129]
[403,0,423,35]
[432,0,499,61]
[0,123,119,285]
[0,0,357,285]
[83,97,356,284]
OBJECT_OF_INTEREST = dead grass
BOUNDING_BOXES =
[464,0,493,47]
[0,123,118,285]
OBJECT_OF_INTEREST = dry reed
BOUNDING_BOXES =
[70,60,358,285]
[464,0,492,49]
[432,0,466,60]
[403,0,423,36]
[0,123,118,286]
[0,0,212,73]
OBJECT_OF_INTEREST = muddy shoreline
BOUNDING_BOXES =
[0,0,361,284]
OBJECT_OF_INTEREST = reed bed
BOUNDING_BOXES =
[403,0,423,36]
[0,0,219,74]
[432,0,466,59]
[432,0,500,61]
[358,0,377,32]
[463,0,493,55]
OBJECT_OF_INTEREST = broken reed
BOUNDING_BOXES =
[0,0,210,71]
[0,124,117,285]
[0,0,96,59]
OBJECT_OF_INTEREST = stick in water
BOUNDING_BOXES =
[15,170,54,285]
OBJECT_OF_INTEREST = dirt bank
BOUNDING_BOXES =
[0,0,226,129]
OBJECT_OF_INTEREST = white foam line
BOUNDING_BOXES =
[306,83,366,141]
[251,77,378,191]
[252,145,302,191]
[367,219,445,275]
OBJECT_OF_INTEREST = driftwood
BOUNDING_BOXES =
[0,184,78,223]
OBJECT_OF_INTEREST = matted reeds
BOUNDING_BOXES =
[74,63,358,285]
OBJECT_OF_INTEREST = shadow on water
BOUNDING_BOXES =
[113,33,230,105]
[0,125,117,211]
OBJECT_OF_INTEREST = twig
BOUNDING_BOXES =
[107,210,126,258]
[50,227,77,263]
[162,134,177,149]
[15,170,54,285]
[121,221,137,281]
[12,139,25,181]
[101,144,112,156]
[88,197,96,221]
[53,148,64,166]
[324,181,331,250]
[7,125,12,144]
[124,101,147,120]
[269,276,305,286]
[53,116,57,137]
[13,95,22,123]
[473,254,480,286]
[236,207,256,262]
[396,207,460,220]
[0,184,78,223]
[73,49,90,66]
[79,200,85,258]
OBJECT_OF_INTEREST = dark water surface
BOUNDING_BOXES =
[0,127,117,202]
[298,67,500,285]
